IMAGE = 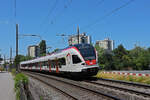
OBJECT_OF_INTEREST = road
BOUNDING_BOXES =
[0,72,16,100]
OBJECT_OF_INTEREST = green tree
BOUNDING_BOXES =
[129,46,150,70]
[95,45,105,69]
[113,44,131,70]
[54,48,59,52]
[14,55,32,67]
[39,40,46,56]
[95,44,115,70]
[101,53,114,70]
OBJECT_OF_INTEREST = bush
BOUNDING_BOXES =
[96,71,150,85]
[0,67,4,72]
[14,73,28,100]
[11,68,16,76]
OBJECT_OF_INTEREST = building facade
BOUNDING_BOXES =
[28,45,40,57]
[68,33,91,45]
[96,38,114,51]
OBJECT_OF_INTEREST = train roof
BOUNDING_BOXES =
[20,44,93,65]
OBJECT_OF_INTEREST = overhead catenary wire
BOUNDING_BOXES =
[49,0,72,25]
[81,0,135,30]
[42,0,73,35]
[61,0,105,33]
[40,0,58,28]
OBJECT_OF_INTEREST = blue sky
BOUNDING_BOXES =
[0,0,150,58]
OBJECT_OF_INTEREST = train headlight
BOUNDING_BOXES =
[82,69,87,72]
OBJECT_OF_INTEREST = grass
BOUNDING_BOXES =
[11,68,17,76]
[40,96,43,100]
[14,73,28,100]
[96,71,150,85]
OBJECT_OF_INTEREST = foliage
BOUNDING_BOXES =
[39,40,46,56]
[14,55,32,67]
[54,48,59,52]
[95,45,105,68]
[14,73,28,100]
[95,44,150,70]
[0,67,4,72]
[40,96,43,100]
[96,71,150,85]
[11,68,16,76]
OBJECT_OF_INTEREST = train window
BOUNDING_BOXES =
[38,62,42,67]
[57,61,61,68]
[42,61,46,66]
[59,58,66,65]
[22,64,25,67]
[57,58,66,68]
[72,55,81,64]
[51,60,55,68]
[45,61,49,68]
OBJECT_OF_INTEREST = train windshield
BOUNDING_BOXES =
[74,44,96,61]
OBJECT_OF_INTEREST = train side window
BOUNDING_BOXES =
[42,61,46,66]
[51,60,55,68]
[38,62,41,67]
[59,58,66,65]
[72,55,81,64]
[58,62,61,68]
[45,61,49,68]
[57,58,66,68]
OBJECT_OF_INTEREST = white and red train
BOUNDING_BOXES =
[20,44,99,77]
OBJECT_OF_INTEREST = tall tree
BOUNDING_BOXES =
[39,40,46,56]
[129,46,150,70]
[113,44,130,70]
[14,55,33,67]
[95,45,105,69]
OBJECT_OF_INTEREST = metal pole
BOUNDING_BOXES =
[10,47,12,71]
[10,47,12,64]
[4,55,6,71]
[16,24,19,72]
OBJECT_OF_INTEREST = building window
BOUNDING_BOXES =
[72,55,81,64]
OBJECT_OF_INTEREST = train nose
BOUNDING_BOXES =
[81,67,99,76]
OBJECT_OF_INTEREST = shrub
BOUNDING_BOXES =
[14,73,28,100]
[96,71,150,85]
[11,68,16,76]
[0,67,4,72]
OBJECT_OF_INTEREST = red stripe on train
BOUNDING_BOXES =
[85,59,96,65]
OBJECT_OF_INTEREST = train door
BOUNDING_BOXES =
[55,59,59,73]
[48,60,51,72]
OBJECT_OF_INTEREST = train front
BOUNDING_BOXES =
[73,44,99,76]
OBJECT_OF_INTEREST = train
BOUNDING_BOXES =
[20,44,99,77]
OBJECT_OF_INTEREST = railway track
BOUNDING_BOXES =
[23,72,121,100]
[24,72,77,100]
[83,78,150,99]
[99,78,150,89]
